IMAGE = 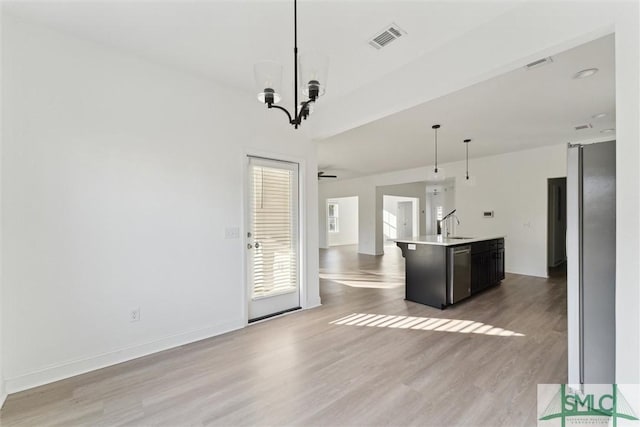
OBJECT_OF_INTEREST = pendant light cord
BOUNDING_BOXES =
[432,124,441,174]
[466,142,469,179]
[464,139,471,180]
[435,128,438,173]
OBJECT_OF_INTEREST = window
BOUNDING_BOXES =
[328,202,339,233]
[249,162,298,300]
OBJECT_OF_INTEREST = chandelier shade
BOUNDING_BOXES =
[254,61,283,104]
[299,52,329,99]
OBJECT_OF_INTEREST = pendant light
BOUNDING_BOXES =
[430,124,445,181]
[253,0,329,129]
[463,138,477,186]
[463,139,471,180]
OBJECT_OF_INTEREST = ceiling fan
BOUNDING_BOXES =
[318,171,337,180]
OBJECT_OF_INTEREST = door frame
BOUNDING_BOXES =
[241,149,309,325]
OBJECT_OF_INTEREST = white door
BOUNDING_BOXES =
[397,201,413,238]
[246,156,300,321]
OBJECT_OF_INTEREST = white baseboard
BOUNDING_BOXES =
[5,319,244,394]
[505,269,549,278]
[0,389,7,409]
[358,251,383,256]
[305,296,322,309]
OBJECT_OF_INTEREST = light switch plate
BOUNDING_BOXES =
[225,227,240,239]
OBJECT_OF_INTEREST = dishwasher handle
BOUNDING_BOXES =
[453,247,471,254]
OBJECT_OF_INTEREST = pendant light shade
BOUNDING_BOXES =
[464,175,477,186]
[430,124,445,181]
[299,52,329,100]
[254,61,283,104]
[430,168,446,182]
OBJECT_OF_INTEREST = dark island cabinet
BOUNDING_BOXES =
[471,238,505,292]
[470,252,485,294]
[397,237,505,309]
[497,240,505,281]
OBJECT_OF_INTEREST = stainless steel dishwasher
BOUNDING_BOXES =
[448,245,471,304]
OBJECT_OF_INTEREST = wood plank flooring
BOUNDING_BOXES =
[0,245,567,426]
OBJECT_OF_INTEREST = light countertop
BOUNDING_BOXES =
[394,235,505,247]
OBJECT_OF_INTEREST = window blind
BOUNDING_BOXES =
[250,165,297,299]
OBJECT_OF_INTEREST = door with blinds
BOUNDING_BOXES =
[247,156,300,321]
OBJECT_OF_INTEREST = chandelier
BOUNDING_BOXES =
[253,0,329,129]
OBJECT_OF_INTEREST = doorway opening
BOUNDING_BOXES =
[375,181,427,255]
[425,179,456,236]
[382,195,419,246]
[547,177,567,278]
[327,196,359,247]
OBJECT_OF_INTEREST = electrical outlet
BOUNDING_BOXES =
[130,308,141,322]
[225,227,240,239]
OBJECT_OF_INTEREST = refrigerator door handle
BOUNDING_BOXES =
[578,145,585,385]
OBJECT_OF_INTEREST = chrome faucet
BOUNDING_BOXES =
[439,209,460,237]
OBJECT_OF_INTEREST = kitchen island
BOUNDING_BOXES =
[395,236,505,309]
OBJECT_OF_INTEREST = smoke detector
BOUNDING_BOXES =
[369,24,406,49]
[573,68,599,79]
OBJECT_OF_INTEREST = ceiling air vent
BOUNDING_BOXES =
[574,124,593,131]
[369,24,406,49]
[525,57,553,70]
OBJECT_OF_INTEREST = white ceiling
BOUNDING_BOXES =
[3,1,520,103]
[3,1,615,181]
[317,34,615,179]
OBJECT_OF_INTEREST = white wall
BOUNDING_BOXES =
[327,197,358,246]
[321,144,567,277]
[1,15,320,393]
[612,1,640,385]
[0,3,4,407]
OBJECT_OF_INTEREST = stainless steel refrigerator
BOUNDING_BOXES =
[567,140,616,386]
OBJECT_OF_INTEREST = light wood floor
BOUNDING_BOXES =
[1,245,567,426]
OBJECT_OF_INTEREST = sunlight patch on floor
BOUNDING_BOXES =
[329,313,525,337]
